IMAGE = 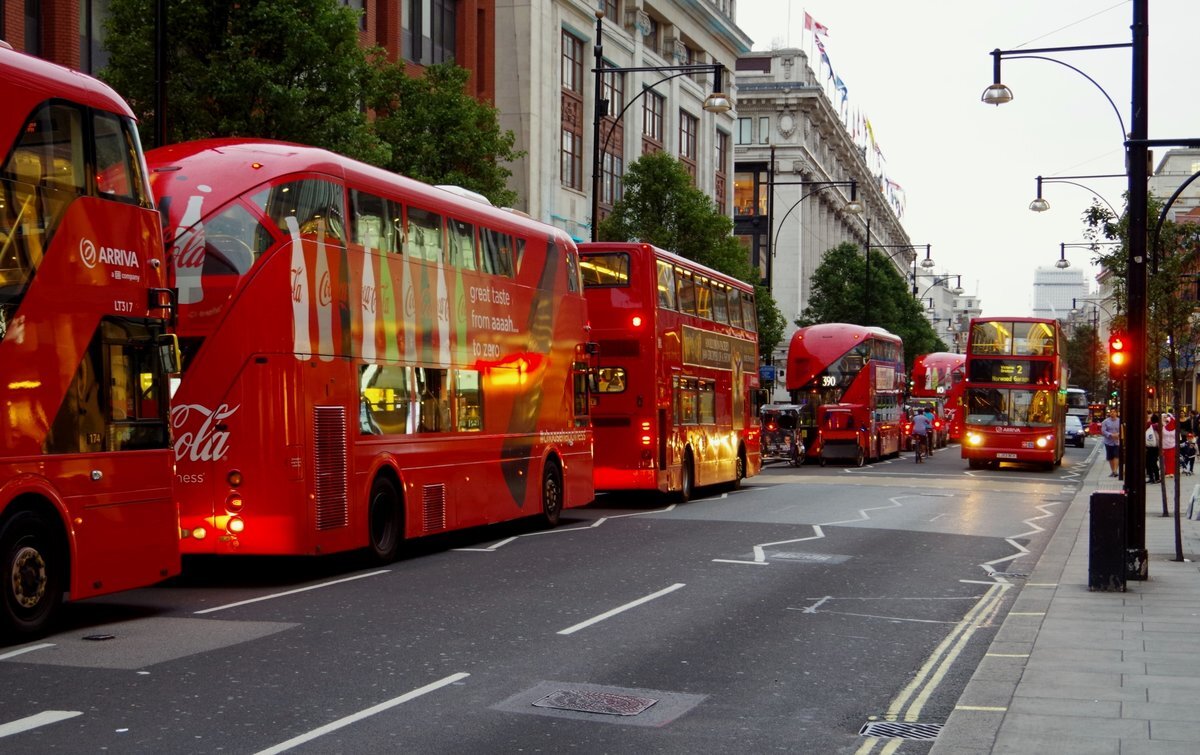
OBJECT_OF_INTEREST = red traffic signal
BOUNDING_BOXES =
[1109,332,1128,372]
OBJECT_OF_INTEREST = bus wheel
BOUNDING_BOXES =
[0,510,63,641]
[676,453,695,503]
[367,476,403,565]
[967,458,984,470]
[732,449,746,489]
[855,447,866,467]
[541,459,563,527]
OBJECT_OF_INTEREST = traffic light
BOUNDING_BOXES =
[1108,332,1128,377]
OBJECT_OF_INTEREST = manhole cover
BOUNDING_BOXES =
[859,721,942,740]
[533,689,658,716]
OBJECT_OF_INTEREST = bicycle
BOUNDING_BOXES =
[912,433,927,463]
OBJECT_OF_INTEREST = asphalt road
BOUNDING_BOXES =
[0,441,1097,753]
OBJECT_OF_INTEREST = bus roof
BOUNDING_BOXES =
[789,322,901,353]
[578,241,754,293]
[913,352,966,369]
[145,138,571,245]
[0,45,136,150]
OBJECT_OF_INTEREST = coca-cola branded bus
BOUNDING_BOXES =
[910,351,966,446]
[785,323,906,462]
[0,46,180,640]
[961,317,1066,470]
[147,139,593,559]
[579,243,760,500]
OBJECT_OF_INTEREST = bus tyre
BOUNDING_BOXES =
[732,449,746,489]
[855,447,865,467]
[367,476,403,565]
[541,460,563,527]
[676,453,695,503]
[1,510,63,641]
[968,458,984,470]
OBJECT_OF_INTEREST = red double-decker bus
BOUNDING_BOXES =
[785,324,906,463]
[1,46,181,639]
[961,318,1066,470]
[146,139,593,559]
[910,352,967,445]
[579,242,760,500]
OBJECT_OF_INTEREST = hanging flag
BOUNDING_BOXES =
[804,11,830,37]
[834,74,848,104]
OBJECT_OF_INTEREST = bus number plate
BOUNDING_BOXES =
[996,452,1018,459]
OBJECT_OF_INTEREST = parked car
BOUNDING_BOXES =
[1065,415,1087,448]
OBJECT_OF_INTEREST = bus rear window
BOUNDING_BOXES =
[581,253,629,287]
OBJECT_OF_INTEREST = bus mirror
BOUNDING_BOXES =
[584,341,600,355]
[157,333,182,375]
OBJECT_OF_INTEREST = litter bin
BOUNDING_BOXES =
[1089,490,1127,591]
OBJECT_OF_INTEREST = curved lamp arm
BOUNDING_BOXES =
[1151,168,1200,274]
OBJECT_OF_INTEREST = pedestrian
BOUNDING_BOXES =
[1162,410,1177,478]
[1100,408,1121,477]
[1146,413,1162,484]
[910,410,930,462]
[1181,433,1197,475]
[1180,409,1195,437]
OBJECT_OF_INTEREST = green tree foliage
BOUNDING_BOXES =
[101,1,522,205]
[102,0,387,162]
[797,242,945,368]
[367,62,521,207]
[598,151,786,358]
[1065,321,1103,397]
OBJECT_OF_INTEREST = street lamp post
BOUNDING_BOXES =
[590,10,731,242]
[1029,174,1123,216]
[765,178,861,289]
[983,2,1150,578]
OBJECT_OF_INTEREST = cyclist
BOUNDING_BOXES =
[910,410,931,463]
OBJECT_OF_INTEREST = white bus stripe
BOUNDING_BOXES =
[194,571,390,614]
[558,583,685,635]
[253,673,469,755]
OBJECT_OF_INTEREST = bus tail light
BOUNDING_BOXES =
[226,493,245,513]
[631,314,644,328]
[190,526,207,540]
[227,516,245,534]
[227,470,244,487]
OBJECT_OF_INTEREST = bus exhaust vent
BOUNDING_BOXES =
[422,484,446,532]
[313,406,348,530]
[859,721,942,740]
[597,339,640,357]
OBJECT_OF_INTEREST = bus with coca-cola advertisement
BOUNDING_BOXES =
[910,351,966,447]
[785,323,906,463]
[1,45,181,640]
[578,242,760,500]
[147,138,593,559]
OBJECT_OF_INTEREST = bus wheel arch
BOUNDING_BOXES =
[1,496,68,641]
[366,470,404,565]
[540,455,564,527]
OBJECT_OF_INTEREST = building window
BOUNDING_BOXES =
[736,117,752,145]
[561,30,584,93]
[758,116,770,144]
[561,129,583,191]
[342,0,366,31]
[599,70,625,212]
[679,109,698,180]
[601,150,624,206]
[601,0,619,20]
[643,91,665,150]
[715,131,729,215]
[601,69,624,114]
[402,0,458,65]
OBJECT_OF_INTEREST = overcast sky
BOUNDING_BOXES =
[733,0,1198,317]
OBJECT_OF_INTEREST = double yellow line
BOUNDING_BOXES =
[855,581,1011,755]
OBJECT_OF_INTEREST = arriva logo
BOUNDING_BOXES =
[80,238,98,268]
[80,238,140,269]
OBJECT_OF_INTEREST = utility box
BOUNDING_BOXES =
[1089,490,1127,592]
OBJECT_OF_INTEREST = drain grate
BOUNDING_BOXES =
[859,721,943,740]
[533,689,658,716]
[991,571,1029,579]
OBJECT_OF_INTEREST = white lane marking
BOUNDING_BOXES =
[751,525,825,563]
[981,499,1063,575]
[194,571,390,614]
[557,583,685,635]
[930,513,949,522]
[789,608,960,624]
[986,653,1030,658]
[803,596,832,613]
[454,505,678,552]
[711,559,769,565]
[0,711,82,738]
[253,672,469,755]
[955,705,1008,712]
[0,643,54,661]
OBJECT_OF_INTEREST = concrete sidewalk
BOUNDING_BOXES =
[932,445,1200,754]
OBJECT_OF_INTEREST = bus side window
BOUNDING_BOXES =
[415,367,450,432]
[676,269,696,315]
[740,291,757,332]
[358,363,410,435]
[694,277,713,320]
[406,207,443,262]
[454,369,482,431]
[656,259,676,309]
[564,247,580,292]
[351,190,398,254]
[713,283,729,324]
[447,218,478,270]
[480,227,514,277]
[203,201,271,276]
[93,111,139,203]
[259,179,346,244]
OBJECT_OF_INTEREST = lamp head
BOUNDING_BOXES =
[952,284,965,296]
[843,199,863,215]
[920,256,936,270]
[703,92,732,114]
[1029,197,1051,212]
[981,83,1014,105]
[1055,257,1071,269]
